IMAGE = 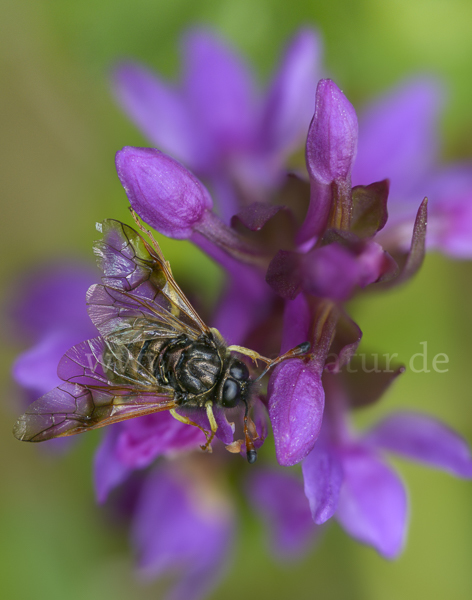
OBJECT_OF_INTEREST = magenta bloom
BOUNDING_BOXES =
[112,28,322,220]
[249,373,472,560]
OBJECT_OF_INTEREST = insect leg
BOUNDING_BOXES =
[169,408,212,448]
[129,208,169,266]
[200,402,218,453]
[226,345,272,366]
[253,341,311,383]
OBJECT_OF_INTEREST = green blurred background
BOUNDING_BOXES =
[2,0,472,598]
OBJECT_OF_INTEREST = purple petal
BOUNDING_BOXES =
[94,424,132,503]
[12,330,82,395]
[211,268,272,346]
[115,147,213,239]
[352,77,444,199]
[246,468,317,558]
[8,261,97,340]
[261,28,321,155]
[364,412,472,478]
[306,79,358,185]
[182,28,256,157]
[111,62,206,168]
[280,293,311,354]
[131,465,233,600]
[268,359,325,466]
[336,446,407,559]
[267,241,389,301]
[301,244,368,300]
[426,166,472,258]
[302,442,343,524]
[116,412,204,468]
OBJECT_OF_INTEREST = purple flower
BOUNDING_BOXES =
[10,25,472,597]
[115,78,427,469]
[9,261,98,401]
[246,467,319,558]
[302,375,472,558]
[94,414,204,504]
[112,28,322,220]
[131,461,234,600]
[352,77,472,258]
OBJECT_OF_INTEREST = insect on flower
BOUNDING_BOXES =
[13,213,309,463]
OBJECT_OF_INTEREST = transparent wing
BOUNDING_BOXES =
[12,382,176,442]
[13,336,176,442]
[57,336,167,389]
[88,219,210,344]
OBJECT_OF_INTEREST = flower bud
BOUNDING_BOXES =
[115,146,213,239]
[306,79,358,184]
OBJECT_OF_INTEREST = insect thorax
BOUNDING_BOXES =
[103,334,223,405]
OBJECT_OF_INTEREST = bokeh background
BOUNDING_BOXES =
[2,0,472,598]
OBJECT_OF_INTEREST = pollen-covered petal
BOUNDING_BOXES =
[131,465,234,600]
[306,79,358,185]
[115,147,213,239]
[336,446,408,559]
[246,468,318,558]
[364,412,472,478]
[268,359,325,466]
[302,442,343,524]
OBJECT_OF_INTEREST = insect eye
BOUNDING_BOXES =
[222,378,240,408]
[230,361,249,381]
